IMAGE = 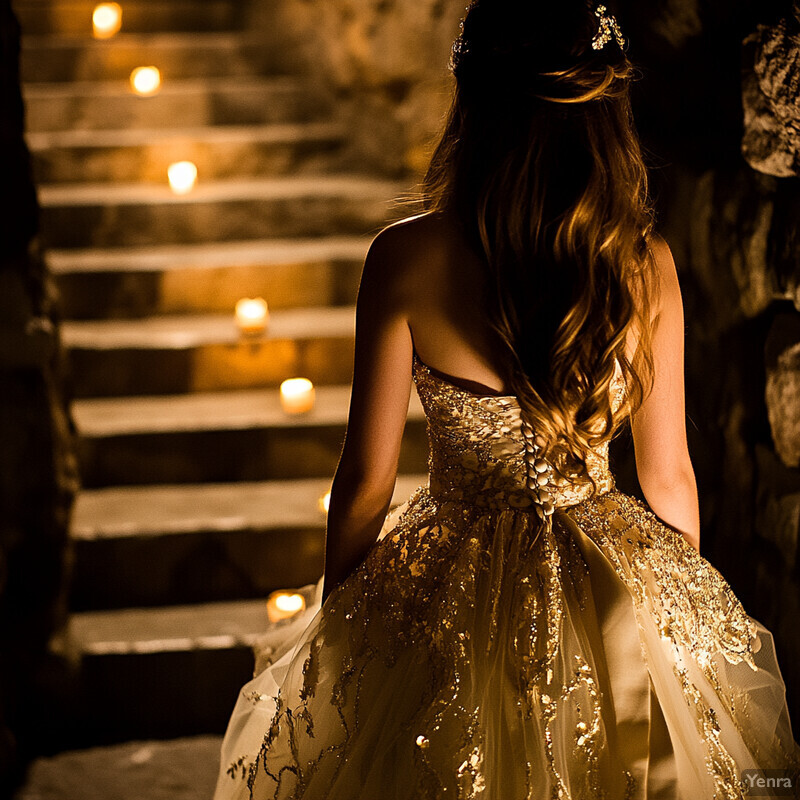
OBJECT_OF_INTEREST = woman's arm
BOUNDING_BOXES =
[321,226,415,604]
[631,235,700,551]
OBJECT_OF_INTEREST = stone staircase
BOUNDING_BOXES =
[18,0,427,749]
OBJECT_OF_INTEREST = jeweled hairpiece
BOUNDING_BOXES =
[591,4,626,51]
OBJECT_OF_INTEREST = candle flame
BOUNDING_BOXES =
[236,298,267,320]
[130,66,161,96]
[266,590,307,623]
[281,377,313,397]
[167,161,198,195]
[280,377,315,414]
[93,2,122,38]
[274,593,305,613]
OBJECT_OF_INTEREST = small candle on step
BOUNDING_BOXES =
[130,66,161,96]
[234,297,269,335]
[280,378,315,414]
[92,2,122,38]
[167,160,198,195]
[266,591,306,623]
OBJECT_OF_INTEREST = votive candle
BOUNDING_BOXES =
[235,297,269,335]
[266,591,306,623]
[280,378,315,414]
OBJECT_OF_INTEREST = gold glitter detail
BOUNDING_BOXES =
[591,3,625,51]
[222,352,800,800]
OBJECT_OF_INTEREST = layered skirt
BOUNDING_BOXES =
[214,486,800,800]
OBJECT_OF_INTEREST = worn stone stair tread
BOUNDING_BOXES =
[67,475,427,609]
[48,236,369,274]
[27,121,345,150]
[15,0,237,37]
[25,74,324,135]
[14,736,222,800]
[74,385,425,437]
[22,30,252,49]
[72,474,427,540]
[70,597,300,655]
[30,121,349,183]
[39,177,401,248]
[23,74,299,98]
[63,305,355,349]
[20,30,258,69]
[39,174,403,206]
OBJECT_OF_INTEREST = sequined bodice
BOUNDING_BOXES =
[223,353,792,800]
[412,353,622,512]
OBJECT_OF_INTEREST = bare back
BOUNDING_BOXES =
[332,209,699,554]
[392,210,515,397]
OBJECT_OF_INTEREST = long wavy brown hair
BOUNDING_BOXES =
[421,0,658,484]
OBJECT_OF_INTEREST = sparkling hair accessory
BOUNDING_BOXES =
[591,4,626,51]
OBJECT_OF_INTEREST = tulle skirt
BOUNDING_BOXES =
[214,486,800,800]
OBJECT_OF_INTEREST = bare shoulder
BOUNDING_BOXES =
[645,232,681,311]
[648,232,676,273]
[367,211,457,267]
[359,210,459,298]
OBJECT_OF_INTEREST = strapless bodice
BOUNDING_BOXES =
[412,352,623,512]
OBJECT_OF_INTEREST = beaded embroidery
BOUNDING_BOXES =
[224,352,796,800]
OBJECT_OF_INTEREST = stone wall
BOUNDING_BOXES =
[628,0,800,727]
[247,0,800,721]
[0,1,79,791]
[247,0,466,176]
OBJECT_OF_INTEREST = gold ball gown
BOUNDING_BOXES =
[214,352,800,800]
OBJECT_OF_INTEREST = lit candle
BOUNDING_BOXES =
[167,161,198,195]
[318,490,331,514]
[234,297,269,335]
[92,2,122,38]
[130,66,161,96]
[280,378,315,414]
[266,591,306,624]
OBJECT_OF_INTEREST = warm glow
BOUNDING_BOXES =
[167,161,198,195]
[92,2,122,38]
[235,297,269,335]
[280,378,315,414]
[130,66,161,96]
[266,591,306,623]
[276,593,304,613]
[318,490,331,514]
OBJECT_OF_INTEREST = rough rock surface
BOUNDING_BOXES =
[249,0,466,175]
[766,313,800,468]
[0,1,78,792]
[742,4,800,178]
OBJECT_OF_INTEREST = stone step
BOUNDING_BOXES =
[50,237,368,319]
[23,76,326,133]
[15,0,240,36]
[63,307,357,397]
[28,122,347,184]
[15,736,222,800]
[67,594,314,742]
[74,386,428,487]
[39,175,402,248]
[21,32,265,83]
[70,475,426,610]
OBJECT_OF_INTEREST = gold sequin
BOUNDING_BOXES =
[222,352,800,800]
